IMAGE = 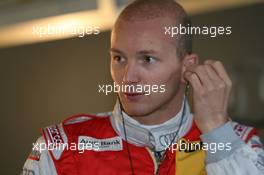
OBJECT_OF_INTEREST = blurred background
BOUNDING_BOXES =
[0,0,263,174]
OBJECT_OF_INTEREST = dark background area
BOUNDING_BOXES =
[0,3,263,174]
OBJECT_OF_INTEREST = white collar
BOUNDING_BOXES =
[110,98,193,151]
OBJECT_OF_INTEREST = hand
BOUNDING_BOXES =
[184,60,232,134]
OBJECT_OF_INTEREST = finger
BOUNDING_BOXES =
[186,65,214,90]
[205,60,231,111]
[184,71,203,91]
[204,64,224,87]
[204,60,232,86]
[185,65,202,83]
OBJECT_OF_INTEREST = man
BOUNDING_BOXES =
[22,0,264,174]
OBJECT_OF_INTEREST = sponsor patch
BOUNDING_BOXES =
[46,125,64,144]
[78,136,123,152]
[28,149,41,161]
[233,122,255,142]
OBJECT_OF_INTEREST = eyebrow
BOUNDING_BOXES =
[109,48,124,54]
[137,50,157,55]
[110,48,157,55]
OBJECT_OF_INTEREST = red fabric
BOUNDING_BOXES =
[42,115,256,175]
[41,115,203,175]
[245,128,258,143]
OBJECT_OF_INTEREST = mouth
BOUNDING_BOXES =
[124,92,145,96]
[123,92,145,101]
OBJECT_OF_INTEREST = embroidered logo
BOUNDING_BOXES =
[78,136,123,152]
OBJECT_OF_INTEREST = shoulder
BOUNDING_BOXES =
[41,112,114,160]
[42,112,113,142]
[62,112,113,135]
[63,112,111,125]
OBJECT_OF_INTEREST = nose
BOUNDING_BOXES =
[122,61,140,84]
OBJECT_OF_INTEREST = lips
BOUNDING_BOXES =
[123,92,145,101]
[124,92,145,96]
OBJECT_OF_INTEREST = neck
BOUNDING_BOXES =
[131,86,185,125]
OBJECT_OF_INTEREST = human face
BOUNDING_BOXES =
[110,17,185,120]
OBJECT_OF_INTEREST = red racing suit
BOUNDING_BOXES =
[22,102,264,175]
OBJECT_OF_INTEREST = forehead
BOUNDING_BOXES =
[111,17,176,52]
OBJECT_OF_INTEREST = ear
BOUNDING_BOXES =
[181,53,199,83]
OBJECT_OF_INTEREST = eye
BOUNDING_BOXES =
[112,55,126,63]
[143,55,156,63]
